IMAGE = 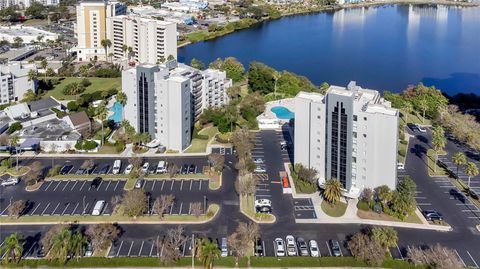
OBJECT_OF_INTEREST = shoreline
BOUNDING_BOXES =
[178,0,478,48]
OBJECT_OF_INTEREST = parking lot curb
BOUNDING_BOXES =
[24,181,44,192]
[239,195,276,224]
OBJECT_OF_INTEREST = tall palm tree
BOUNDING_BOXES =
[403,102,413,124]
[432,126,446,173]
[452,152,467,177]
[27,69,37,82]
[9,135,20,171]
[0,233,23,264]
[70,231,87,261]
[100,39,112,62]
[199,238,220,269]
[40,58,48,80]
[49,228,72,263]
[127,46,133,61]
[465,162,479,188]
[418,97,428,123]
[96,102,108,147]
[322,178,342,204]
[116,90,127,121]
[122,44,128,58]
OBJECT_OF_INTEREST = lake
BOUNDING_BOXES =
[178,4,480,95]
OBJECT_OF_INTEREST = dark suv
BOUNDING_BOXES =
[91,177,102,189]
[422,210,443,221]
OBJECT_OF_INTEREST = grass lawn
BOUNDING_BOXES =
[95,145,119,154]
[321,200,347,217]
[426,149,448,177]
[185,126,218,153]
[208,172,222,190]
[0,166,29,176]
[357,209,423,224]
[22,19,49,26]
[398,141,408,164]
[400,110,432,126]
[43,77,121,101]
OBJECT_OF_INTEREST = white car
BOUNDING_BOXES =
[124,164,133,175]
[309,240,319,257]
[141,163,150,174]
[286,235,297,256]
[253,158,264,164]
[254,166,266,173]
[1,177,19,187]
[397,162,405,170]
[254,199,272,208]
[112,160,121,174]
[274,238,285,257]
[416,125,427,133]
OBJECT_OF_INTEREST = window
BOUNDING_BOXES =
[363,134,367,138]
[363,117,367,121]
[353,132,357,138]
[353,115,357,121]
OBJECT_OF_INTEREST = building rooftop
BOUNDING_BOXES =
[28,97,60,112]
[0,26,57,37]
[296,91,325,103]
[66,111,90,127]
[18,118,81,141]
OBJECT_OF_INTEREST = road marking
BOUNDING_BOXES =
[190,180,193,191]
[82,203,89,215]
[116,241,124,256]
[52,181,61,192]
[62,181,70,191]
[105,180,112,191]
[44,181,53,191]
[79,181,86,191]
[417,203,432,206]
[182,241,187,257]
[454,249,467,268]
[114,181,120,191]
[0,205,10,216]
[70,181,78,191]
[456,203,473,206]
[468,217,480,219]
[97,180,104,191]
[61,203,70,215]
[160,241,164,257]
[149,241,155,257]
[179,202,183,215]
[326,241,332,256]
[30,203,41,215]
[25,242,37,257]
[41,203,51,215]
[170,180,174,191]
[169,202,174,215]
[71,203,79,215]
[127,241,134,257]
[151,180,156,191]
[180,180,184,191]
[199,180,202,191]
[467,251,479,268]
[161,180,166,191]
[51,202,61,215]
[138,241,144,256]
[188,203,192,215]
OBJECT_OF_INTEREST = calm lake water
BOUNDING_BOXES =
[178,5,480,95]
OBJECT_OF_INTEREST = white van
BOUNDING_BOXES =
[156,161,167,174]
[91,200,106,216]
[112,160,121,174]
[220,237,228,257]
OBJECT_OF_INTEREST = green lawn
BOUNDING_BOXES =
[22,19,49,26]
[321,200,347,217]
[0,166,29,176]
[398,141,408,164]
[400,110,432,126]
[426,149,448,177]
[185,126,218,153]
[43,77,121,101]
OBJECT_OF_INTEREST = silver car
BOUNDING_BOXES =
[1,177,19,187]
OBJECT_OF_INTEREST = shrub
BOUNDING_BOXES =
[62,82,85,95]
[67,101,79,111]
[47,165,62,177]
[115,140,125,153]
[80,78,91,87]
[7,122,22,134]
[398,148,406,157]
[75,140,98,151]
[400,140,408,145]
[216,132,231,143]
[357,200,370,211]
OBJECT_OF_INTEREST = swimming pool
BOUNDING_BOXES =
[271,106,295,120]
[109,102,123,123]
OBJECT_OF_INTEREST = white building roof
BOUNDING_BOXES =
[296,91,325,103]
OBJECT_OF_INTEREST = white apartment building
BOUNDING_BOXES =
[0,63,36,105]
[294,81,398,198]
[73,0,126,62]
[0,26,58,44]
[122,61,231,151]
[0,0,58,9]
[106,15,177,64]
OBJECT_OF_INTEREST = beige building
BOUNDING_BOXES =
[73,0,126,62]
[106,15,177,64]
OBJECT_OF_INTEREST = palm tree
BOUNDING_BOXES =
[452,152,467,177]
[432,126,446,173]
[403,102,413,124]
[128,46,133,61]
[322,178,342,204]
[108,52,114,62]
[40,58,48,80]
[465,162,479,188]
[70,231,87,261]
[100,39,112,62]
[199,238,220,269]
[0,233,23,264]
[122,44,128,58]
[418,97,428,123]
[49,227,72,263]
[9,135,20,172]
[96,102,108,147]
[27,69,37,82]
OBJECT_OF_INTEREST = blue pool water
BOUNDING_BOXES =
[271,106,295,120]
[109,102,123,123]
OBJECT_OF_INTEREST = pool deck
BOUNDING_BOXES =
[257,98,295,129]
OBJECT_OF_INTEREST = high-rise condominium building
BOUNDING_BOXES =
[74,0,126,62]
[106,15,177,64]
[294,81,399,197]
[1,0,58,9]
[122,61,231,151]
[0,63,37,105]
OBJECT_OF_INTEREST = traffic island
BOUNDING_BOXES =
[0,166,30,177]
[239,195,275,223]
[0,204,220,225]
[321,200,347,217]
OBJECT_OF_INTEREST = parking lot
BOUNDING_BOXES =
[293,198,317,219]
[438,154,480,195]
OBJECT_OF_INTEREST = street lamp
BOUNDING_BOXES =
[203,196,206,214]
[191,233,195,268]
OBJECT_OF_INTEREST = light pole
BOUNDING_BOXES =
[203,196,206,214]
[191,233,195,268]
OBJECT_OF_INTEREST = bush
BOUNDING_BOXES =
[216,132,231,143]
[115,140,125,153]
[51,108,66,118]
[75,140,98,151]
[7,122,22,134]
[398,148,406,157]
[400,140,408,145]
[80,78,91,87]
[1,158,13,168]
[357,200,370,211]
[67,101,79,111]
[47,165,62,177]
[62,82,86,95]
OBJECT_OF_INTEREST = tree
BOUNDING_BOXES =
[41,224,67,253]
[198,238,220,269]
[227,232,249,267]
[96,102,108,146]
[80,159,94,171]
[348,232,385,266]
[221,57,245,83]
[27,69,37,82]
[8,200,26,219]
[209,58,223,69]
[374,185,392,208]
[7,122,22,134]
[465,162,479,188]
[26,2,46,19]
[0,134,9,146]
[208,153,225,172]
[322,178,342,204]
[418,97,428,123]
[168,163,178,178]
[452,152,467,177]
[235,173,257,197]
[13,36,23,48]
[22,89,37,102]
[0,233,23,264]
[23,161,43,186]
[403,101,413,123]
[191,202,202,218]
[49,227,72,263]
[158,226,188,264]
[294,163,317,185]
[360,188,374,204]
[408,244,463,269]
[248,61,275,95]
[190,58,205,70]
[86,223,120,251]
[167,55,175,61]
[70,231,87,261]
[152,194,175,219]
[231,127,254,170]
[40,58,48,80]
[100,39,112,62]
[121,189,148,218]
[432,126,446,173]
[116,90,127,106]
[370,227,398,250]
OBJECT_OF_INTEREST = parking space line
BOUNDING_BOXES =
[97,180,104,191]
[41,203,51,215]
[199,180,202,191]
[71,203,79,215]
[70,181,78,191]
[179,202,183,215]
[51,202,61,215]
[396,245,403,259]
[25,242,37,257]
[326,241,332,256]
[79,181,86,191]
[0,205,10,216]
[114,181,120,191]
[190,180,193,191]
[149,241,155,257]
[417,203,432,206]
[182,241,187,257]
[169,202,174,214]
[127,241,134,257]
[161,180,166,191]
[116,241,124,257]
[30,203,41,215]
[454,249,467,268]
[151,180,156,191]
[188,203,192,215]
[171,180,174,191]
[180,180,184,191]
[61,203,70,215]
[82,203,89,215]
[467,251,479,268]
[52,181,61,192]
[105,180,112,191]
[44,181,53,191]
[138,241,144,256]
[62,181,70,191]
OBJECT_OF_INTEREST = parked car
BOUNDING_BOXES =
[255,206,272,214]
[253,158,264,164]
[141,163,150,174]
[181,164,189,174]
[254,199,272,208]
[309,240,319,257]
[220,237,228,257]
[254,239,264,256]
[397,162,405,170]
[297,237,309,256]
[254,166,267,173]
[85,165,96,175]
[422,210,443,221]
[90,177,102,189]
[60,165,73,175]
[329,240,341,257]
[98,165,110,175]
[135,179,144,189]
[84,242,93,257]
[112,160,121,175]
[286,235,297,256]
[1,177,19,187]
[274,238,285,257]
[124,164,133,175]
[188,164,196,174]
[75,168,86,175]
[416,124,427,133]
[156,161,167,174]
